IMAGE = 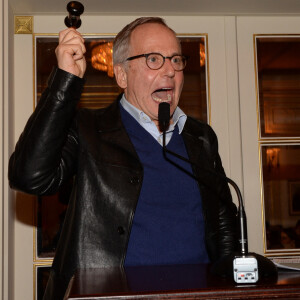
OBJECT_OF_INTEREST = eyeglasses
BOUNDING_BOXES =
[126,52,188,71]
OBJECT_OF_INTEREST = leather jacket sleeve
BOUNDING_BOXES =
[8,68,84,195]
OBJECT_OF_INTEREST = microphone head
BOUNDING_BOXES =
[158,102,170,132]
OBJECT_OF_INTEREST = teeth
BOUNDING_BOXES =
[152,93,172,102]
[152,95,163,102]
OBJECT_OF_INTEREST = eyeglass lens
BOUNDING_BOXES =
[146,53,186,70]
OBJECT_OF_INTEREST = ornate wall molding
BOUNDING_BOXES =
[15,16,33,34]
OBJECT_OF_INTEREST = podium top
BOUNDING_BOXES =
[65,264,300,300]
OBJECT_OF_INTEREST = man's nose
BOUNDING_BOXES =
[161,58,175,77]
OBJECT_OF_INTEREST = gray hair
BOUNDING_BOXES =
[113,17,179,66]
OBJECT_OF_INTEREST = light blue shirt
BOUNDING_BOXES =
[120,94,187,146]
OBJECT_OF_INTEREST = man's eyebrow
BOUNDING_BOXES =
[162,52,182,57]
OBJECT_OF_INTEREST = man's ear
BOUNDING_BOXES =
[114,64,127,89]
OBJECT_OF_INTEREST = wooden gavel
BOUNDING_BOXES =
[64,1,84,29]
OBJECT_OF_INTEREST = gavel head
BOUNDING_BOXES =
[64,1,84,29]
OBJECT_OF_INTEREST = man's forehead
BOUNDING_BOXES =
[131,23,176,39]
[130,23,180,53]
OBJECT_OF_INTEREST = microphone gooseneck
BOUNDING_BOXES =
[158,102,248,255]
[225,177,248,255]
[158,103,277,282]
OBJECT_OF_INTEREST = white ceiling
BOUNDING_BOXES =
[8,0,300,16]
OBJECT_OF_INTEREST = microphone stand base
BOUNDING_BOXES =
[210,252,277,282]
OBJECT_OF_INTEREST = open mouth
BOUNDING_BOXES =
[151,88,173,103]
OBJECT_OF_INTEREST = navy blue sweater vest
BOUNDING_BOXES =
[120,106,209,266]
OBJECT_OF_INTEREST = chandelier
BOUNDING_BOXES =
[199,43,206,67]
[91,42,114,77]
[266,148,280,170]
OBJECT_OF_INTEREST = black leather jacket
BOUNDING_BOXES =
[9,68,238,300]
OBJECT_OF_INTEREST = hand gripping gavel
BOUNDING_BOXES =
[64,1,84,29]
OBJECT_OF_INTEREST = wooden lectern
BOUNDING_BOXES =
[65,264,300,299]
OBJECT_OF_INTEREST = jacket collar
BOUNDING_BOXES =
[95,95,143,172]
[96,94,124,133]
[96,99,212,176]
[181,118,219,190]
[181,118,206,167]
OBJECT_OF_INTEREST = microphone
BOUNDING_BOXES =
[64,1,84,29]
[158,102,170,133]
[158,102,277,283]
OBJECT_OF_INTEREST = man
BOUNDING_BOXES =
[9,17,237,300]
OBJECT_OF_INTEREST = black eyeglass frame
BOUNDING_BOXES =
[126,52,189,71]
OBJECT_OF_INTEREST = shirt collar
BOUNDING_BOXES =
[120,94,187,134]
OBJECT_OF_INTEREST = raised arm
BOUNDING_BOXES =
[8,29,86,195]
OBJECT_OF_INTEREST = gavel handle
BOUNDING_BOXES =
[64,15,81,29]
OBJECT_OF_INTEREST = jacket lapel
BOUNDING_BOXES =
[182,118,208,169]
[182,118,218,191]
[94,97,142,172]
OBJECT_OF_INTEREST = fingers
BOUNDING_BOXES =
[57,28,86,57]
[58,28,84,44]
[69,45,85,62]
[56,43,85,62]
[55,28,87,78]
